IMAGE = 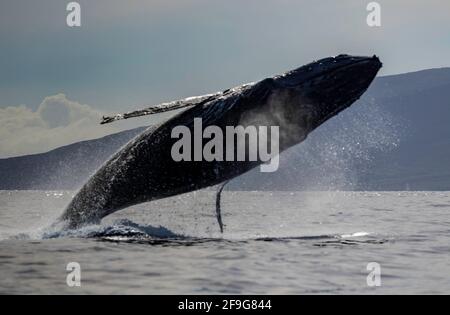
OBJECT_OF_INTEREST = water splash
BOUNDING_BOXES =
[283,99,402,190]
[41,219,181,239]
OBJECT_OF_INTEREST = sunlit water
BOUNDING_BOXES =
[0,190,449,294]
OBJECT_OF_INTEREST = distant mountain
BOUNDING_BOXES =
[1,68,450,190]
[0,128,145,189]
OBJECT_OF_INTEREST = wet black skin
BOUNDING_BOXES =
[61,55,382,228]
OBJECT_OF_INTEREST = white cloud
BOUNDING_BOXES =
[0,94,125,158]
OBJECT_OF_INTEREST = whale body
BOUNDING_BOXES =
[61,54,382,229]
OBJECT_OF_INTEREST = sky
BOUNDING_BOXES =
[1,0,450,158]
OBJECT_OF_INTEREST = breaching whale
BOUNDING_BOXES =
[60,54,382,229]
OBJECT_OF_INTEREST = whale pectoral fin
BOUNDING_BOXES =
[100,103,192,125]
[100,92,221,125]
[215,180,230,233]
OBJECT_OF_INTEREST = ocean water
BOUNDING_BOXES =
[0,190,449,294]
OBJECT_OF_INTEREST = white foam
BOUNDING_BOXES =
[340,231,371,238]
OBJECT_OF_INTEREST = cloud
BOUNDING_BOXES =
[0,94,124,158]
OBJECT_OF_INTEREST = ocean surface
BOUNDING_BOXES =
[0,190,449,294]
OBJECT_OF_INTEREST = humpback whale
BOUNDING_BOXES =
[60,54,382,229]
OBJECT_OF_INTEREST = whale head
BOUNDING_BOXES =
[251,54,382,147]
